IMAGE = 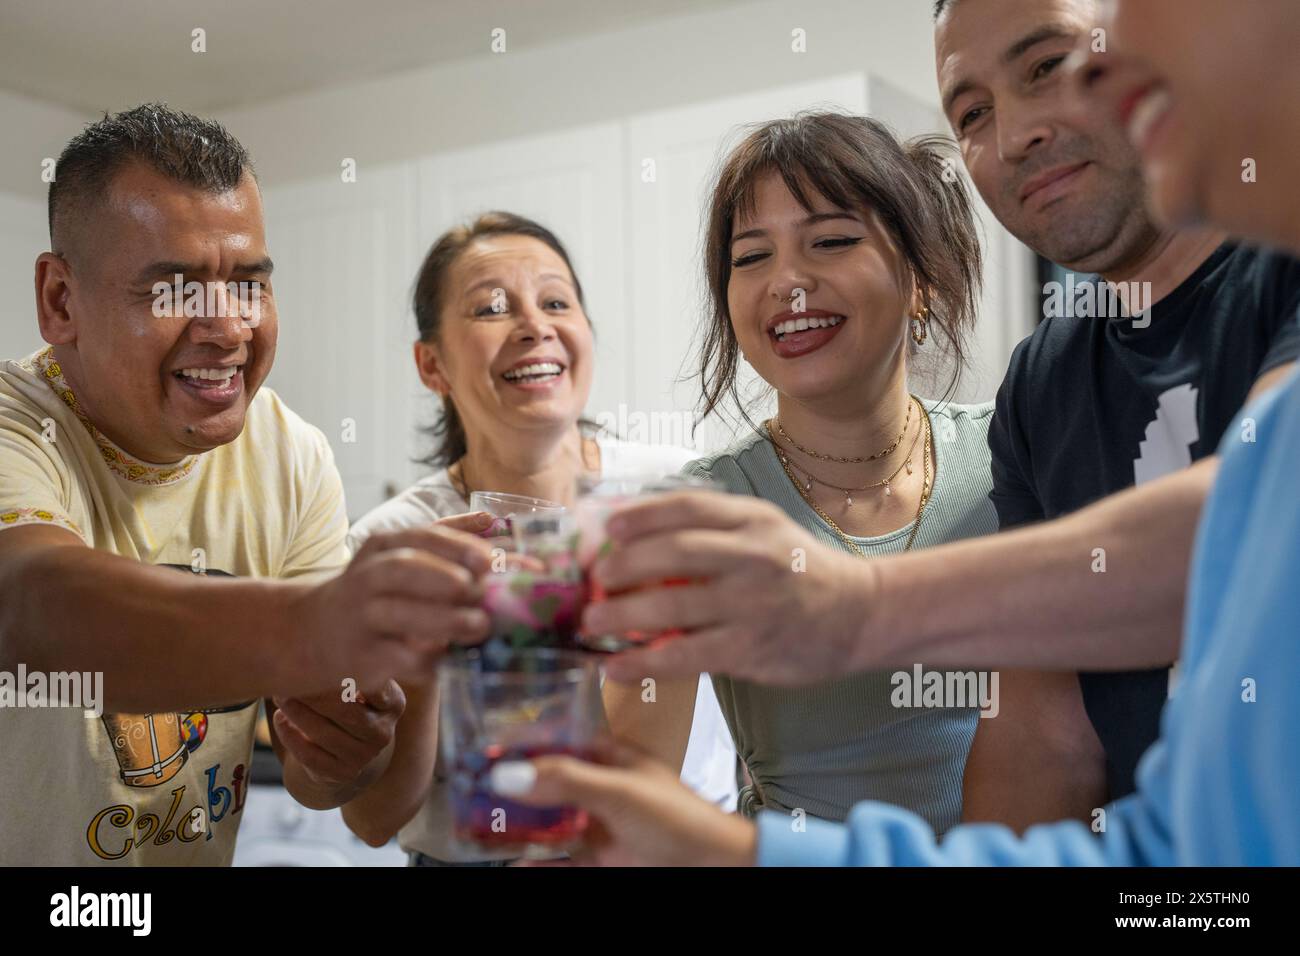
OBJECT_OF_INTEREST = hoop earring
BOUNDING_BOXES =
[910,308,929,346]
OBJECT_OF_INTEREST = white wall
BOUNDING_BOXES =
[0,88,89,201]
[0,89,87,357]
[0,190,50,358]
[212,0,943,190]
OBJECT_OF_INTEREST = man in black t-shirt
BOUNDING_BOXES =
[934,0,1300,824]
[990,247,1300,800]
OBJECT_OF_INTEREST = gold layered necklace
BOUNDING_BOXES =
[774,402,924,505]
[774,399,912,464]
[765,398,935,555]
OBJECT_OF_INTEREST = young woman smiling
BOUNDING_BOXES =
[644,112,1000,830]
[340,212,737,865]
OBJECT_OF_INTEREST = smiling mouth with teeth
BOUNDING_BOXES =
[174,366,241,386]
[771,315,845,341]
[502,362,565,383]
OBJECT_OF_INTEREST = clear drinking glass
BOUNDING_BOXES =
[439,647,602,858]
[479,513,588,660]
[574,474,712,652]
[468,490,565,543]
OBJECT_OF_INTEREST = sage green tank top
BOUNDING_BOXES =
[686,399,999,832]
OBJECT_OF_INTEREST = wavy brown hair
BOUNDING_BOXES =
[696,111,983,433]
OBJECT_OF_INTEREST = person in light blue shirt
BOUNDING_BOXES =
[486,0,1300,866]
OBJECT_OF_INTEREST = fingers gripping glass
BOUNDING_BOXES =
[574,474,712,652]
[439,648,601,858]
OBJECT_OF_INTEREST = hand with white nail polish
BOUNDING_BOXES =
[490,740,758,867]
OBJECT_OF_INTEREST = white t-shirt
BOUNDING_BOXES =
[348,434,740,860]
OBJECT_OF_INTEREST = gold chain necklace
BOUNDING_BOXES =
[768,402,934,555]
[774,399,912,463]
[770,399,924,505]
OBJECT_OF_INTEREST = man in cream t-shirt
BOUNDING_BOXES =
[0,104,499,866]
[0,348,347,864]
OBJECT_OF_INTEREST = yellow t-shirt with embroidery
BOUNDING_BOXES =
[0,347,349,865]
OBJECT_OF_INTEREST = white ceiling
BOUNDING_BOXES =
[0,0,746,114]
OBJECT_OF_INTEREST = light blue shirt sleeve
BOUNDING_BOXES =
[757,795,1156,866]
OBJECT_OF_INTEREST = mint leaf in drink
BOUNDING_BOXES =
[508,623,536,648]
[530,593,562,626]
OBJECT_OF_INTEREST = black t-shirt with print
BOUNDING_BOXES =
[988,242,1300,800]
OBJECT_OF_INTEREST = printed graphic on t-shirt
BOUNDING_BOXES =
[1131,385,1197,697]
[85,566,258,861]
[1134,383,1200,486]
[88,703,256,859]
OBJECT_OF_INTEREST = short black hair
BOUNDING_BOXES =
[934,0,957,20]
[48,102,254,256]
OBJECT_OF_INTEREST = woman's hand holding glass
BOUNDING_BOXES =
[490,739,757,867]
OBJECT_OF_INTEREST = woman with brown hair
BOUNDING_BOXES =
[587,111,999,831]
[341,212,737,864]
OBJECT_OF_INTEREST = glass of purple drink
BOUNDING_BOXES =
[438,647,602,858]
